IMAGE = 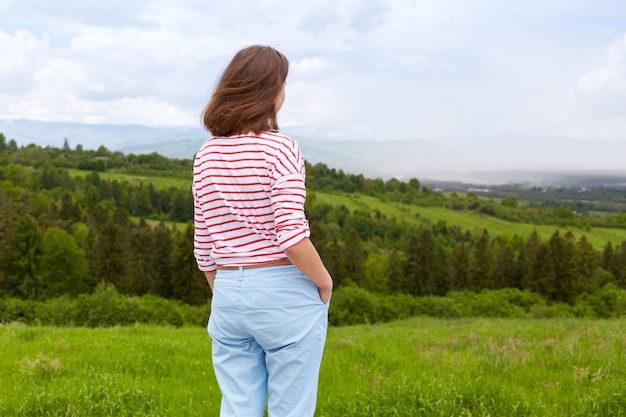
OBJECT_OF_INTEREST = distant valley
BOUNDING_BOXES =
[1,119,625,186]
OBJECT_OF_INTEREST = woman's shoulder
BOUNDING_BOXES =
[259,131,300,149]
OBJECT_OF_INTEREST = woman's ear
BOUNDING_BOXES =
[275,82,286,113]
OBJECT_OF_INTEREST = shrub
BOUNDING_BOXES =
[329,287,379,326]
[0,298,41,324]
[572,284,626,318]
[83,282,138,327]
[529,301,573,318]
[493,288,543,312]
[37,296,76,326]
[450,291,523,318]
[417,296,462,318]
[177,302,211,327]
[134,295,184,327]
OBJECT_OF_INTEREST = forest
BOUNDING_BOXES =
[1,133,626,324]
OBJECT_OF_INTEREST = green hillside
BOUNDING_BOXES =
[63,167,626,249]
[313,191,626,249]
[66,168,191,190]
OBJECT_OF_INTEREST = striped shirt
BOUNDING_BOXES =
[192,131,310,272]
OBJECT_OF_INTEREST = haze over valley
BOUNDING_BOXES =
[1,119,625,186]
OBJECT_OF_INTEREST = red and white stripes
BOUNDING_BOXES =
[192,132,310,271]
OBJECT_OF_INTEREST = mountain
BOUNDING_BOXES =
[1,119,625,184]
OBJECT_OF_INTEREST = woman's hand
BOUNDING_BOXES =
[318,286,332,304]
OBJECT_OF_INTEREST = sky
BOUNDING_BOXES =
[1,0,626,146]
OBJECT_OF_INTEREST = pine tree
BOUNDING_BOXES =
[601,241,614,273]
[152,221,174,297]
[548,231,577,302]
[573,235,600,295]
[170,224,211,305]
[402,228,442,296]
[493,237,517,289]
[6,214,43,299]
[324,237,345,287]
[528,243,552,299]
[612,241,626,289]
[386,249,405,294]
[342,228,366,286]
[449,242,470,291]
[126,219,159,295]
[88,216,129,291]
[60,192,75,221]
[519,230,542,291]
[468,229,494,291]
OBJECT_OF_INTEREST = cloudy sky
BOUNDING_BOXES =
[1,0,626,146]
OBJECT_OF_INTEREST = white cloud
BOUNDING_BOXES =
[537,33,626,141]
[573,34,626,117]
[292,57,329,75]
[0,30,49,94]
[0,0,625,147]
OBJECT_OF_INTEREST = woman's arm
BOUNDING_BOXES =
[284,237,333,303]
[204,270,216,292]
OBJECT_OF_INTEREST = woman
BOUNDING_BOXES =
[193,45,333,417]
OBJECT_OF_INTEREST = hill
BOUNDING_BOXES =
[2,139,626,306]
[3,119,626,184]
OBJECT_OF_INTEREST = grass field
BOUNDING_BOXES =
[66,168,192,190]
[1,318,625,416]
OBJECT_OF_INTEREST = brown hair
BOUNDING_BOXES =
[202,45,289,136]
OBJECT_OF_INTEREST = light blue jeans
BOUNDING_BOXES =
[208,265,330,417]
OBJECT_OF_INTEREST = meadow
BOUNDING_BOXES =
[65,168,191,191]
[2,317,625,416]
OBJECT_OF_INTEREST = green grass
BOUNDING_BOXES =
[66,168,192,190]
[313,191,626,248]
[1,318,625,416]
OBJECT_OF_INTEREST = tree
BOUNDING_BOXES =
[170,189,193,222]
[601,241,614,272]
[342,228,366,286]
[501,196,518,208]
[170,223,211,305]
[386,249,405,294]
[519,230,542,291]
[39,227,89,297]
[468,230,494,291]
[528,243,553,299]
[402,228,444,296]
[362,252,389,293]
[6,214,43,299]
[449,242,470,291]
[129,184,152,217]
[83,185,100,212]
[547,231,577,302]
[572,236,600,295]
[493,237,517,289]
[126,219,159,295]
[324,237,345,287]
[152,221,174,297]
[612,241,626,289]
[88,217,129,291]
